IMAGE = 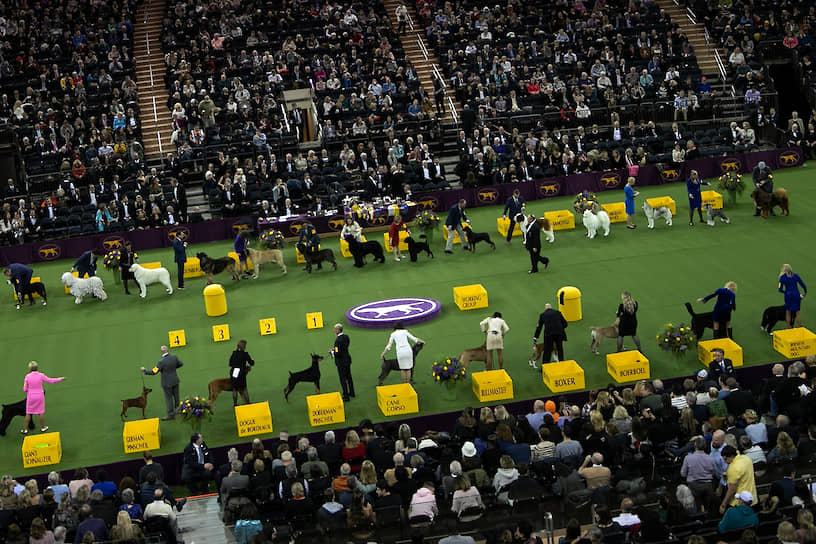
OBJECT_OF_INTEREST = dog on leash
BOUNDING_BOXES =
[528,342,557,369]
[703,204,730,226]
[0,399,34,436]
[378,342,424,385]
[642,201,673,229]
[344,235,385,267]
[458,342,488,370]
[121,387,152,420]
[61,272,108,303]
[462,224,496,252]
[761,305,788,334]
[8,279,47,307]
[685,302,714,340]
[246,247,287,278]
[129,264,173,298]
[208,367,252,411]
[752,188,790,218]
[582,208,611,238]
[405,235,434,262]
[284,354,324,402]
[590,320,620,354]
[295,243,337,273]
[197,252,240,283]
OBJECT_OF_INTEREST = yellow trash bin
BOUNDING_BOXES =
[557,286,582,322]
[203,284,227,316]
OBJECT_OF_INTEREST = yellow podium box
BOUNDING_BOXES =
[701,190,723,210]
[383,231,410,252]
[183,257,205,278]
[557,286,582,322]
[227,252,254,270]
[12,276,41,300]
[235,402,273,437]
[601,203,627,223]
[542,360,585,393]
[497,217,522,237]
[307,392,345,426]
[376,384,419,416]
[607,351,650,382]
[122,418,161,453]
[453,284,488,311]
[141,261,162,270]
[773,327,816,358]
[646,197,677,215]
[203,284,227,316]
[543,210,575,230]
[340,235,368,258]
[698,338,744,367]
[22,432,62,468]
[442,225,463,244]
[64,271,88,294]
[471,370,514,402]
[296,244,321,263]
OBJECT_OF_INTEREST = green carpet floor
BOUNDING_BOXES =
[2,163,812,476]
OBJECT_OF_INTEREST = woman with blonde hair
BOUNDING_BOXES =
[617,291,642,352]
[28,516,55,544]
[109,510,144,542]
[624,176,639,229]
[611,405,632,434]
[767,431,798,463]
[698,281,737,339]
[778,264,807,328]
[358,460,377,496]
[22,361,65,434]
[342,430,366,472]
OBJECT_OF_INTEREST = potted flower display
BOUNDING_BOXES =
[177,395,213,432]
[415,210,440,243]
[656,323,696,355]
[432,357,466,400]
[717,172,745,206]
[259,229,285,249]
[573,191,598,214]
[103,250,121,284]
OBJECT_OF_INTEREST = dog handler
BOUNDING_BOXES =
[480,312,509,370]
[624,177,639,229]
[381,322,424,383]
[229,339,254,405]
[616,292,642,352]
[778,264,807,328]
[698,281,738,339]
[752,161,774,216]
[686,170,709,226]
[22,361,65,434]
[141,346,183,420]
[4,263,36,309]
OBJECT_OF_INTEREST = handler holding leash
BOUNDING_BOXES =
[141,346,183,420]
[4,263,36,309]
[480,312,509,370]
[331,324,355,401]
[752,161,774,216]
[229,339,254,406]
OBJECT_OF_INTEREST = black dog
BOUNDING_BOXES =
[197,252,240,283]
[296,243,337,273]
[405,235,434,262]
[462,225,496,252]
[685,302,714,340]
[0,399,34,436]
[10,280,47,306]
[284,354,324,402]
[378,341,424,386]
[345,235,385,268]
[761,305,788,334]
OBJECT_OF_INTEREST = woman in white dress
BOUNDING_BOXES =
[479,312,509,369]
[341,216,363,242]
[381,322,423,383]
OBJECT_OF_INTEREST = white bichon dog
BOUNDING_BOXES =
[61,272,107,304]
[582,209,610,239]
[130,264,173,298]
[642,201,674,229]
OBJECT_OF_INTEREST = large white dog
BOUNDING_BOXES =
[61,272,107,304]
[582,209,610,239]
[129,264,173,298]
[642,201,674,229]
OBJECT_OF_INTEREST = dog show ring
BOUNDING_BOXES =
[346,297,441,328]
[453,284,488,311]
[542,360,586,393]
[698,338,743,367]
[607,351,651,383]
[558,286,582,321]
[122,418,161,453]
[376,384,419,416]
[471,369,514,402]
[203,284,227,317]
[773,327,816,358]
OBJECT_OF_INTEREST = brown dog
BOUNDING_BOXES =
[528,343,552,368]
[751,188,790,218]
[121,387,152,420]
[208,367,251,411]
[590,320,620,354]
[458,342,490,370]
[197,252,240,284]
[246,247,287,279]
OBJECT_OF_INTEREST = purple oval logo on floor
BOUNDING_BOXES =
[346,297,441,329]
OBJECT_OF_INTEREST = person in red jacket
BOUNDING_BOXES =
[389,214,407,262]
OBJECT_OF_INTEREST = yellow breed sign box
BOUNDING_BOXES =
[442,225,463,244]
[376,384,419,416]
[601,202,627,223]
[453,284,488,311]
[607,351,650,383]
[542,360,585,393]
[228,252,254,270]
[122,418,161,453]
[701,190,724,210]
[497,216,522,237]
[307,392,345,426]
[183,257,205,278]
[471,370,514,402]
[383,230,410,252]
[22,432,62,468]
[698,338,744,367]
[646,197,677,215]
[543,210,575,230]
[773,327,816,358]
[235,402,273,437]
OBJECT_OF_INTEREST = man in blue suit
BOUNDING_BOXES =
[502,189,525,245]
[71,249,101,277]
[173,237,188,290]
[444,199,468,254]
[4,263,35,309]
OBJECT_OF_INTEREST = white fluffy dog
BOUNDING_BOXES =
[61,272,108,304]
[642,201,674,229]
[129,264,173,298]
[515,213,554,244]
[582,209,610,239]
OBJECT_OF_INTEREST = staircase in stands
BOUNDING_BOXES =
[655,0,727,80]
[133,0,172,162]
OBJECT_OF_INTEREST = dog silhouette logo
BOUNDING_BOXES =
[370,216,387,226]
[327,218,345,231]
[538,183,561,197]
[232,222,251,234]
[418,197,439,210]
[167,226,190,242]
[346,297,442,328]
[778,150,800,166]
[102,236,125,250]
[289,221,307,235]
[719,158,742,173]
[599,172,622,188]
[477,189,498,203]
[38,244,61,260]
[660,168,681,182]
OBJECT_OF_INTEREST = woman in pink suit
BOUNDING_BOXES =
[22,361,65,434]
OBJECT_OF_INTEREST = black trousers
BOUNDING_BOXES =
[506,217,518,242]
[543,336,565,362]
[176,262,185,288]
[336,362,355,398]
[528,248,548,271]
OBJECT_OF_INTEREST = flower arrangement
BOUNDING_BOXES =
[573,191,598,213]
[259,229,285,249]
[415,210,440,230]
[103,250,121,270]
[432,357,466,385]
[717,172,745,195]
[177,395,213,431]
[656,323,696,354]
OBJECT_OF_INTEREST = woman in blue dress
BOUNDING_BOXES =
[778,264,807,328]
[686,170,709,226]
[698,281,737,339]
[624,176,639,230]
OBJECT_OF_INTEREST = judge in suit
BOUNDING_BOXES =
[72,249,101,277]
[533,303,568,363]
[182,433,218,494]
[444,199,468,253]
[172,236,187,290]
[332,323,355,401]
[708,348,735,384]
[502,189,525,244]
[524,218,550,274]
[141,346,183,420]
[119,240,135,295]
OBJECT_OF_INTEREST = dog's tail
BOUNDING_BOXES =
[685,302,696,317]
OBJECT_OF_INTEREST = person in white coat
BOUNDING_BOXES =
[480,312,510,369]
[381,322,424,383]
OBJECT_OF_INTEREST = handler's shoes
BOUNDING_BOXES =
[42,301,46,306]
[528,360,538,369]
[15,304,20,310]
[20,429,27,434]
[40,426,48,432]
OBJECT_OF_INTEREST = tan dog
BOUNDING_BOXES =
[121,387,152,420]
[590,319,620,354]
[528,343,553,368]
[247,247,287,279]
[458,343,489,370]
[208,367,251,411]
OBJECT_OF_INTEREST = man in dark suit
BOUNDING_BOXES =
[769,464,797,506]
[219,460,249,503]
[331,323,354,401]
[533,303,568,363]
[524,218,549,274]
[723,377,757,417]
[444,199,468,254]
[169,179,187,223]
[708,348,735,384]
[140,346,183,420]
[502,189,525,245]
[71,249,101,277]
[172,236,187,290]
[182,432,218,494]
